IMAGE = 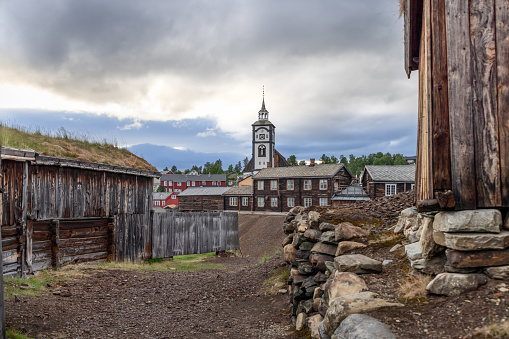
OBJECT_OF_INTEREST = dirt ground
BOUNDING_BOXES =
[238,213,287,258]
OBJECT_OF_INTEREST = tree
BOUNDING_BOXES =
[243,157,249,168]
[227,164,234,173]
[298,160,306,166]
[330,155,339,164]
[156,184,165,192]
[170,165,178,173]
[163,167,169,172]
[287,155,298,166]
[234,161,242,173]
[320,154,331,164]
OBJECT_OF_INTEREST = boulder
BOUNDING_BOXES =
[327,272,367,303]
[290,206,305,215]
[331,314,396,339]
[404,213,423,243]
[309,253,335,272]
[318,298,329,317]
[307,314,323,339]
[309,211,321,228]
[321,231,339,245]
[334,254,382,274]
[304,229,322,242]
[434,210,502,233]
[325,261,335,273]
[284,244,297,262]
[282,234,294,247]
[296,312,307,331]
[298,262,318,276]
[323,292,403,337]
[311,242,338,256]
[292,233,306,249]
[298,299,315,314]
[420,216,445,259]
[433,230,509,251]
[446,248,509,268]
[335,222,370,241]
[298,220,310,233]
[410,253,447,275]
[335,241,367,256]
[389,244,403,252]
[283,222,296,234]
[291,268,307,285]
[314,272,328,283]
[394,207,418,234]
[484,266,509,280]
[319,321,332,339]
[296,250,311,260]
[320,222,337,232]
[444,262,481,274]
[405,242,423,261]
[426,273,488,297]
[300,241,316,251]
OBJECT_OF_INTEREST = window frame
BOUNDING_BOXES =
[385,184,397,196]
[257,197,264,207]
[271,197,278,207]
[229,197,238,206]
[287,179,294,190]
[242,197,249,206]
[257,180,264,190]
[319,197,328,206]
[304,180,312,190]
[287,197,295,208]
[270,180,278,190]
[304,197,312,207]
[319,179,328,190]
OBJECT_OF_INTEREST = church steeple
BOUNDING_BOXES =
[258,86,269,121]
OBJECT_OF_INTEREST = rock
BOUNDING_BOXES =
[320,222,337,232]
[485,266,509,279]
[389,244,403,252]
[290,206,305,215]
[444,262,481,274]
[295,213,308,222]
[426,273,488,297]
[304,229,322,242]
[298,262,318,275]
[291,268,307,285]
[334,254,382,274]
[382,260,393,266]
[311,242,338,256]
[302,275,319,289]
[309,211,321,227]
[296,312,307,331]
[394,207,418,234]
[292,233,306,249]
[505,214,509,230]
[331,314,396,339]
[335,222,370,241]
[314,272,328,283]
[410,254,447,275]
[321,231,338,245]
[323,292,403,337]
[309,253,335,272]
[307,314,323,339]
[434,210,502,233]
[433,230,509,251]
[327,272,367,303]
[405,242,423,260]
[284,244,297,262]
[297,250,311,260]
[318,298,329,317]
[319,321,332,339]
[284,222,296,234]
[300,241,316,251]
[298,299,315,315]
[325,261,335,273]
[446,248,509,268]
[282,234,294,247]
[335,241,367,256]
[278,289,288,294]
[404,213,423,243]
[298,220,310,233]
[420,216,445,259]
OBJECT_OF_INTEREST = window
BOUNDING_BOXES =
[174,189,181,193]
[304,198,312,207]
[187,181,190,186]
[171,195,176,199]
[319,179,327,190]
[230,197,238,206]
[162,201,165,206]
[177,182,181,186]
[258,197,264,207]
[169,181,173,186]
[319,197,328,206]
[287,197,295,207]
[212,181,216,186]
[242,197,249,206]
[258,181,264,190]
[287,180,294,190]
[155,201,160,206]
[304,180,312,190]
[192,181,195,186]
[411,184,415,190]
[385,184,397,196]
[270,180,278,190]
[258,145,266,157]
[271,197,278,207]
[202,181,206,185]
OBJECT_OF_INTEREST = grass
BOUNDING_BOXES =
[472,320,509,338]
[0,124,156,171]
[260,250,282,263]
[398,273,432,301]
[96,252,223,272]
[261,266,290,295]
[6,328,33,339]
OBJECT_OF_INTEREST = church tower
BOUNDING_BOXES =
[252,90,275,171]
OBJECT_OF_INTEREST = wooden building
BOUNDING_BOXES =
[252,163,353,212]
[223,186,253,211]
[178,187,230,212]
[361,165,415,199]
[0,147,159,276]
[404,0,508,210]
[332,186,370,206]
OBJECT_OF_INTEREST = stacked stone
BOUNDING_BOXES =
[397,208,509,296]
[283,207,400,339]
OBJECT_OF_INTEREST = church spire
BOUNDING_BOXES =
[258,86,269,121]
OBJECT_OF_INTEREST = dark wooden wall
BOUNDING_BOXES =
[224,196,253,211]
[178,196,225,212]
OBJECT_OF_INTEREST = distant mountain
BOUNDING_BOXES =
[128,143,247,171]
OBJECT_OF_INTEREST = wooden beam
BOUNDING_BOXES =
[470,0,502,207]
[0,134,6,339]
[445,0,477,210]
[496,0,509,206]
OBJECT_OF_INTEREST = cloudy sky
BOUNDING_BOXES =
[0,0,418,170]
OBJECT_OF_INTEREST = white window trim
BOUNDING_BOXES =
[171,195,176,199]
[258,181,264,190]
[271,197,278,207]
[319,197,328,206]
[242,197,249,206]
[411,184,415,190]
[270,180,278,190]
[257,197,264,207]
[304,180,312,190]
[385,184,397,196]
[319,179,327,190]
[162,201,165,206]
[304,197,312,207]
[287,179,294,190]
[230,197,238,206]
[287,197,295,208]
[169,181,173,186]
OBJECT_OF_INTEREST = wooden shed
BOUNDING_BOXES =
[404,0,508,210]
[0,147,159,276]
[178,187,230,212]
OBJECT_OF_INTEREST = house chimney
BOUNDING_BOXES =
[267,161,272,168]
[310,158,315,166]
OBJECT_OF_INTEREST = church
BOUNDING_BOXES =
[242,94,289,174]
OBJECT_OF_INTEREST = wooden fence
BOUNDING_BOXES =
[152,211,239,258]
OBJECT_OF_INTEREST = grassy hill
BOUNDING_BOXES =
[1,125,157,171]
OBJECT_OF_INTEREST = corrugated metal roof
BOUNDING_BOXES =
[253,164,345,179]
[223,186,253,196]
[364,165,416,182]
[160,173,227,183]
[332,186,370,201]
[177,187,231,196]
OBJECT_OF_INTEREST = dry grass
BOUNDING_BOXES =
[0,125,156,171]
[471,320,509,338]
[261,266,290,295]
[398,273,432,300]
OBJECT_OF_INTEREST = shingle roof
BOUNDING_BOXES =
[177,187,231,196]
[253,164,345,179]
[364,165,416,182]
[160,173,226,183]
[152,192,171,199]
[223,186,253,196]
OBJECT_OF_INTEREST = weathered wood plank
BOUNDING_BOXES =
[470,0,502,207]
[445,0,477,209]
[496,0,509,206]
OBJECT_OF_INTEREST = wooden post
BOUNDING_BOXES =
[51,219,60,270]
[21,161,29,275]
[107,218,115,262]
[0,131,7,339]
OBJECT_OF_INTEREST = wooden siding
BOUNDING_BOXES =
[178,196,225,212]
[224,196,253,211]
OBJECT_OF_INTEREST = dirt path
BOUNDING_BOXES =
[7,255,305,338]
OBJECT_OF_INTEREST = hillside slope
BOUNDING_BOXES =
[1,125,156,171]
[238,213,286,258]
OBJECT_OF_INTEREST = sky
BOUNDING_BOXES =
[0,0,418,170]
